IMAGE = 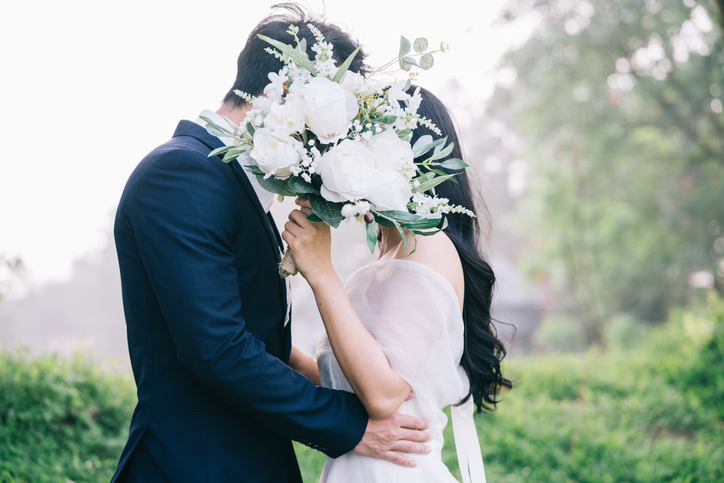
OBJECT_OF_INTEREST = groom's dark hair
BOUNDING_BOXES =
[223,3,369,107]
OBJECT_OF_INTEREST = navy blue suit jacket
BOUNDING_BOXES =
[111,121,368,482]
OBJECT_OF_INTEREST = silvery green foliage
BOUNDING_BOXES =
[203,24,471,256]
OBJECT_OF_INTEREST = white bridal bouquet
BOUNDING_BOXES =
[203,24,474,277]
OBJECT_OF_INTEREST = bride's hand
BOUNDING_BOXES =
[282,199,334,284]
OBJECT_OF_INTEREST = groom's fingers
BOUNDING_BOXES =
[398,428,432,444]
[395,413,429,431]
[379,451,418,468]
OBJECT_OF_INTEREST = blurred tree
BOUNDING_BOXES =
[0,255,24,302]
[489,0,724,345]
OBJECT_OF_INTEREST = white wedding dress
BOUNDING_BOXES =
[315,259,486,483]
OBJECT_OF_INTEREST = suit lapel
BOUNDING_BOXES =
[173,121,282,255]
[172,120,287,306]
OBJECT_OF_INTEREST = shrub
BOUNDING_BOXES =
[0,350,135,483]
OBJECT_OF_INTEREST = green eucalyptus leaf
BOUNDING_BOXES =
[332,46,361,83]
[413,37,429,53]
[220,115,240,130]
[432,137,449,156]
[396,222,408,255]
[412,228,442,236]
[376,210,420,222]
[414,137,446,158]
[245,165,265,175]
[258,34,318,75]
[440,158,469,170]
[366,221,377,254]
[413,174,456,193]
[246,122,256,137]
[397,128,412,139]
[419,53,435,70]
[399,36,412,56]
[399,58,412,71]
[429,168,448,177]
[401,217,443,230]
[200,116,233,137]
[403,56,419,67]
[288,176,319,194]
[208,145,237,157]
[255,174,297,196]
[412,135,433,155]
[309,195,344,228]
[222,147,250,163]
[375,115,398,125]
[428,142,455,162]
[372,213,396,228]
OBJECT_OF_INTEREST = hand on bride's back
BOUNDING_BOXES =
[281,198,334,283]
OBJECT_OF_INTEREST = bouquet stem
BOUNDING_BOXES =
[278,206,314,278]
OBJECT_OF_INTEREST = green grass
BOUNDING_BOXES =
[297,296,724,482]
[2,295,723,482]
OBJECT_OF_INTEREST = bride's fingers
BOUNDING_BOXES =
[288,209,312,227]
[283,220,304,239]
[295,198,312,209]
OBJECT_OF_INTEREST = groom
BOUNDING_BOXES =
[111,6,430,483]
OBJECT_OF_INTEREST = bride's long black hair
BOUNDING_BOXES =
[408,86,512,412]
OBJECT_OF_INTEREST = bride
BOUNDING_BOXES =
[283,87,512,482]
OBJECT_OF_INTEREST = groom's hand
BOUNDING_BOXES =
[353,413,431,467]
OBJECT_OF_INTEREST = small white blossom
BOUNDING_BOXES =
[341,201,372,218]
[387,79,411,108]
[264,71,288,102]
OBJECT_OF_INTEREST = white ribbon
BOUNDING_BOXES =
[451,397,486,483]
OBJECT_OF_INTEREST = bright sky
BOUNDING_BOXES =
[0,0,523,284]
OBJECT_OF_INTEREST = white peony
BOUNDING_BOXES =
[303,77,359,144]
[318,140,376,203]
[249,128,303,179]
[367,129,415,179]
[263,95,306,136]
[367,167,413,211]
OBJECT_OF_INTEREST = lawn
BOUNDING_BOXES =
[1,296,722,482]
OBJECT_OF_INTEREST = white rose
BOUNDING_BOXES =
[367,167,413,211]
[318,140,376,203]
[263,95,306,136]
[303,77,359,144]
[249,128,303,179]
[367,129,415,179]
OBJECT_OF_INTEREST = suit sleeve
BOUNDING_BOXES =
[125,146,367,457]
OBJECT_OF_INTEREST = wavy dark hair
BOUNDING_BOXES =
[223,3,369,107]
[409,86,512,412]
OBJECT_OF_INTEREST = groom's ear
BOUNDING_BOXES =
[221,5,369,108]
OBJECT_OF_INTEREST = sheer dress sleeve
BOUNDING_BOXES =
[317,259,465,405]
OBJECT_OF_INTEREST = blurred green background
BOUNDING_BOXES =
[2,0,723,481]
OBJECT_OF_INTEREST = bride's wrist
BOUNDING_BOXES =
[305,266,338,291]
